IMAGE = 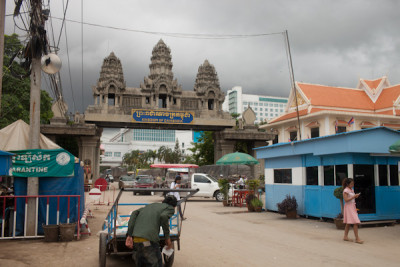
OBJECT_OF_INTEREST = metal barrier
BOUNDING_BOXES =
[0,195,81,240]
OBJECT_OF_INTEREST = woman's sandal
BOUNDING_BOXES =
[355,240,364,244]
[343,238,353,242]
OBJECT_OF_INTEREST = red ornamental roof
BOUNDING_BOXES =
[150,164,199,169]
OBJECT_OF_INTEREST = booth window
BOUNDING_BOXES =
[272,134,278,144]
[324,166,334,185]
[379,165,388,186]
[274,169,292,184]
[335,165,348,186]
[389,165,399,186]
[306,166,318,185]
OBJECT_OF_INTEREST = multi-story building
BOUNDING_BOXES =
[101,129,195,167]
[223,86,288,123]
[260,76,400,143]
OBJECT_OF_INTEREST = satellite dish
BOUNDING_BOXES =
[41,53,62,74]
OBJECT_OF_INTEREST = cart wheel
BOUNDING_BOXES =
[99,233,108,267]
[163,243,175,267]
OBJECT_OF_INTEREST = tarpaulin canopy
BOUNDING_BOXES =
[0,150,14,175]
[0,120,60,151]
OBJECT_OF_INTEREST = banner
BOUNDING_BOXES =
[132,109,194,124]
[11,149,75,177]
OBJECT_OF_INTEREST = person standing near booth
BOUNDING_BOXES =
[169,175,187,220]
[342,178,364,244]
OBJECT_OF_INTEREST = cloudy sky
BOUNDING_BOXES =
[5,0,400,114]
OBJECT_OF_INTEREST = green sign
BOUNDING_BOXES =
[11,149,75,177]
[259,97,288,103]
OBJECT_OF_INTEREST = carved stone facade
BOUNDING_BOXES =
[86,39,229,120]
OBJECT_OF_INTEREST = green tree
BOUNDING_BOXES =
[0,34,53,128]
[188,131,214,165]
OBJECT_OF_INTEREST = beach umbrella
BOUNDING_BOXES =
[389,140,400,153]
[216,152,259,165]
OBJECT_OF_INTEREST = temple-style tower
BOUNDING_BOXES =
[92,52,126,107]
[194,60,225,111]
[140,39,182,109]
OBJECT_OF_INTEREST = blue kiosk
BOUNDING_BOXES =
[255,127,400,221]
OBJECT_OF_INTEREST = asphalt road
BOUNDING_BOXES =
[0,187,399,267]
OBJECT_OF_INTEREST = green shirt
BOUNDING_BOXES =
[127,203,175,243]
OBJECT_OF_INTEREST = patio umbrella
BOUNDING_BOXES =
[216,152,259,165]
[389,140,400,153]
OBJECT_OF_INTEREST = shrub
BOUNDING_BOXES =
[245,193,257,209]
[218,178,230,200]
[251,198,263,208]
[277,195,298,214]
[333,187,343,200]
[246,179,260,192]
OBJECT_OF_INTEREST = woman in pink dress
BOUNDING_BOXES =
[342,178,363,244]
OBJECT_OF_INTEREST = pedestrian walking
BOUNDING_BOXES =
[342,178,364,244]
[169,175,187,220]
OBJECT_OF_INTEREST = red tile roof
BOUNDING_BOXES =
[375,84,400,109]
[297,83,375,110]
[363,78,382,90]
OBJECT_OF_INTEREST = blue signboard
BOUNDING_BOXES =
[132,109,194,124]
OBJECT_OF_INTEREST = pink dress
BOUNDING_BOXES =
[343,187,360,224]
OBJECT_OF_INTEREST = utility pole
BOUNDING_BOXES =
[27,0,45,236]
[0,0,6,114]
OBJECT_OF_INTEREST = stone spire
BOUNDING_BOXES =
[148,39,174,81]
[96,52,126,91]
[194,59,221,94]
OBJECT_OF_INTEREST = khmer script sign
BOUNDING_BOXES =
[11,149,75,177]
[131,109,194,124]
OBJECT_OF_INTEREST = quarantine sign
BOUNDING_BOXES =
[11,149,75,177]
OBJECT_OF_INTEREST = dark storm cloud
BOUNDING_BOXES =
[4,0,400,113]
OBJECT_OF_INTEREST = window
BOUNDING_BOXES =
[173,98,177,105]
[145,97,150,104]
[274,169,292,183]
[280,109,284,113]
[243,101,248,106]
[194,175,210,183]
[335,165,348,185]
[389,165,399,185]
[104,152,112,157]
[270,108,273,112]
[132,129,175,142]
[255,108,258,111]
[274,104,278,107]
[275,109,278,112]
[379,165,388,186]
[208,99,214,110]
[254,103,258,106]
[337,126,346,133]
[311,127,320,138]
[159,94,167,108]
[290,131,297,141]
[306,166,318,185]
[324,166,334,185]
[260,108,263,111]
[114,152,121,157]
[273,134,278,144]
[182,142,185,148]
[324,165,347,186]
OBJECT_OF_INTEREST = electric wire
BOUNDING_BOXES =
[50,16,283,40]
[62,0,76,112]
[80,0,83,112]
[56,0,69,48]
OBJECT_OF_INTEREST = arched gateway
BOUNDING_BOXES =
[41,40,273,182]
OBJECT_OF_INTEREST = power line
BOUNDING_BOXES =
[62,0,75,112]
[50,16,283,40]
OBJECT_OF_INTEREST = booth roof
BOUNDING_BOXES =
[255,127,400,159]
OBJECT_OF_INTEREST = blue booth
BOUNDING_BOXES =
[255,127,400,221]
[0,150,13,176]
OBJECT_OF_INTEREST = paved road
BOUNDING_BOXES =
[0,189,399,267]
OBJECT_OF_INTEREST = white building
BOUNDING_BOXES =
[101,128,195,167]
[223,86,288,123]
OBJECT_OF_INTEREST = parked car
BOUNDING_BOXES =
[105,174,114,183]
[119,175,135,189]
[133,176,156,195]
